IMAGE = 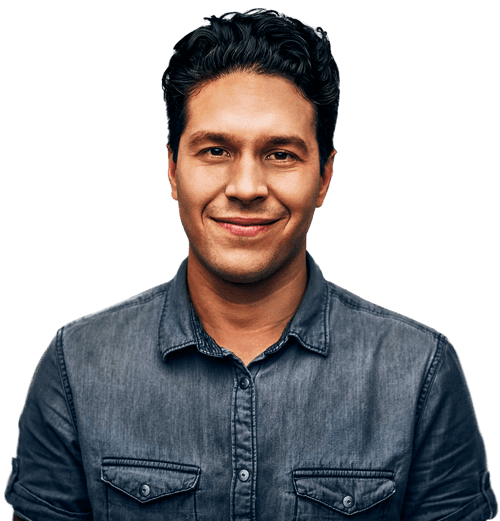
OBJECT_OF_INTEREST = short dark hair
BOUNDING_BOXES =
[162,9,340,175]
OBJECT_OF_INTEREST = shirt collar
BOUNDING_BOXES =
[158,252,331,361]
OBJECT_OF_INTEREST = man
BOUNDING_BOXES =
[6,9,497,520]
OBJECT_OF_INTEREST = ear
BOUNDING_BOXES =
[167,145,179,201]
[316,149,336,208]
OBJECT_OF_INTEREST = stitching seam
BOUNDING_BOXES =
[55,328,79,436]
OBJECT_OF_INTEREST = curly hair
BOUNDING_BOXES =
[162,9,340,175]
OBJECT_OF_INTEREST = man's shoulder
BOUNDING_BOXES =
[60,281,172,345]
[325,279,442,348]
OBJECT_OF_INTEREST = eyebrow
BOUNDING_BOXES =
[186,131,310,155]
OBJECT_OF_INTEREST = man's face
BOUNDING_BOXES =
[168,71,333,284]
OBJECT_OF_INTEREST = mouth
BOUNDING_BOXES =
[212,217,279,237]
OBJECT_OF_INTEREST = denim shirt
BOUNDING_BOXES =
[6,254,497,521]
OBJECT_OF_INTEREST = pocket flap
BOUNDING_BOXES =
[101,458,200,503]
[293,469,395,515]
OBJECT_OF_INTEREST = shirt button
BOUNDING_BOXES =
[240,377,250,389]
[343,495,354,508]
[140,484,150,497]
[238,469,250,481]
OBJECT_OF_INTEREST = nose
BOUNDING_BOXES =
[224,155,268,203]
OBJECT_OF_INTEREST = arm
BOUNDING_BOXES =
[5,331,92,521]
[401,336,497,520]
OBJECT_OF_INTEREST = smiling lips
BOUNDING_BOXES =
[213,217,278,237]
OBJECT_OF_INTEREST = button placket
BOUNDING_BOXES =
[232,365,256,519]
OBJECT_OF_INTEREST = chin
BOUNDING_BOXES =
[198,247,302,285]
[191,246,276,284]
[208,259,278,285]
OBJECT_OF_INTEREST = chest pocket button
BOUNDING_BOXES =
[343,495,354,508]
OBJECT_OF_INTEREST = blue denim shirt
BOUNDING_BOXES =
[6,254,497,520]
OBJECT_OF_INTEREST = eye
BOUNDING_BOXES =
[267,151,296,161]
[206,147,228,157]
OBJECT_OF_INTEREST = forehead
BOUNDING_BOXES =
[182,72,317,145]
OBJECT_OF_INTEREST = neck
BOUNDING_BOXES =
[187,249,308,365]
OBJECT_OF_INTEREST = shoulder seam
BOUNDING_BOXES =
[328,284,439,339]
[65,286,168,329]
[414,333,446,431]
[55,328,80,436]
[96,288,167,315]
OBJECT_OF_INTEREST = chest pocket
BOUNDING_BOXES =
[101,458,200,521]
[293,469,395,520]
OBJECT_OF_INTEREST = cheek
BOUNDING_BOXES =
[273,177,320,222]
[176,169,222,218]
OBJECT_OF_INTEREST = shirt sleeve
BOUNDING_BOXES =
[401,335,497,520]
[5,330,93,521]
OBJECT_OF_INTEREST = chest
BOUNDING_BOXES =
[72,345,418,520]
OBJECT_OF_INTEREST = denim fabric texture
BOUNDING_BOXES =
[5,254,497,520]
